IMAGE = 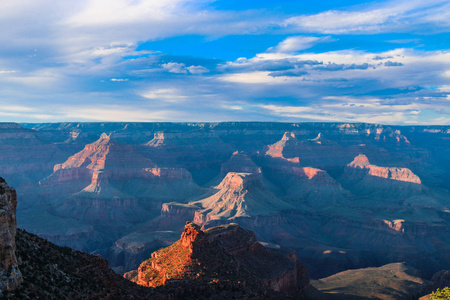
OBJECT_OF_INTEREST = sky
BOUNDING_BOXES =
[0,0,449,124]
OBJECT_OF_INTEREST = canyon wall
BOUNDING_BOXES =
[0,178,22,294]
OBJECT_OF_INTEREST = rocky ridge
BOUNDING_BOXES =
[0,178,22,294]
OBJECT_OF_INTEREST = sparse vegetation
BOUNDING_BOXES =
[431,287,450,299]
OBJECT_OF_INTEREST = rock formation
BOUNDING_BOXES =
[220,151,261,176]
[265,131,299,159]
[36,133,205,254]
[0,178,22,294]
[5,229,152,299]
[347,154,421,184]
[191,172,293,225]
[2,121,449,282]
[142,130,233,185]
[265,131,354,168]
[341,154,424,204]
[127,222,310,298]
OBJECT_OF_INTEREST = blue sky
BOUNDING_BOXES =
[0,0,449,124]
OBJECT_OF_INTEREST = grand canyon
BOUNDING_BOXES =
[0,122,449,298]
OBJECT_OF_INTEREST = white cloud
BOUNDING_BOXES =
[186,65,209,74]
[219,71,303,84]
[162,62,187,74]
[283,0,450,34]
[0,70,16,74]
[268,36,333,53]
[140,88,187,103]
[60,105,182,122]
[162,63,210,74]
[259,103,413,124]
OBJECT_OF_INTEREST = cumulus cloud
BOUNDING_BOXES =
[162,62,210,74]
[162,62,188,74]
[186,65,209,74]
[0,0,449,124]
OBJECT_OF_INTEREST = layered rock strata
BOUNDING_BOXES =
[347,154,421,184]
[192,172,293,224]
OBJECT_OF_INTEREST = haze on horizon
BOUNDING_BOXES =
[0,0,449,125]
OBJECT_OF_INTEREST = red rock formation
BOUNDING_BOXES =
[0,178,22,293]
[347,154,421,184]
[127,222,309,298]
[41,133,202,202]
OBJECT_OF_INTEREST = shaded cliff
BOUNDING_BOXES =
[0,178,22,294]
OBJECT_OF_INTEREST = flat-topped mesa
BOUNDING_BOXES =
[220,151,261,176]
[347,154,421,184]
[0,178,22,293]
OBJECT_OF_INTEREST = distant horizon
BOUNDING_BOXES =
[1,1,449,124]
[12,120,450,127]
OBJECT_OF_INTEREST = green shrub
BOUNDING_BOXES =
[431,287,450,300]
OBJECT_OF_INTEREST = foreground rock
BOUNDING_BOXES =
[126,222,311,298]
[0,178,22,294]
[4,229,153,299]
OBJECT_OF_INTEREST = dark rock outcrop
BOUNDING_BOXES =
[0,178,22,294]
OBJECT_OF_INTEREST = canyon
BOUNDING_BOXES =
[0,121,449,282]
[0,177,309,298]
